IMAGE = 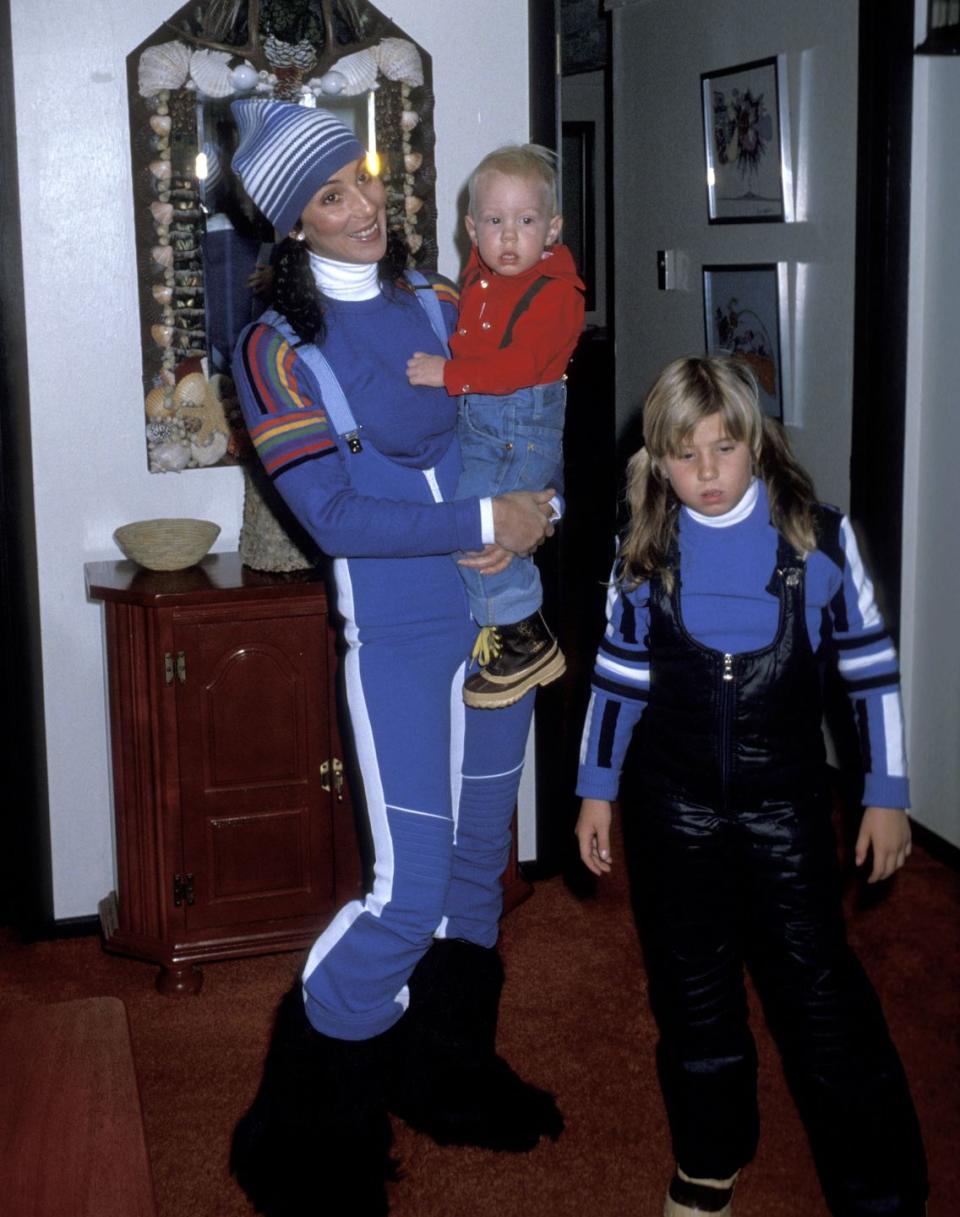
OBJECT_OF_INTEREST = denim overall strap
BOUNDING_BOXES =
[258,307,364,453]
[404,269,451,356]
[260,276,450,454]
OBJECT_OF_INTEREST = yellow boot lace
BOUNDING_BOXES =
[471,625,502,670]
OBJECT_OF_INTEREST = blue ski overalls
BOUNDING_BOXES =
[258,277,536,1043]
[634,527,927,1216]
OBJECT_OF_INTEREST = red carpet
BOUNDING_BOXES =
[0,829,957,1216]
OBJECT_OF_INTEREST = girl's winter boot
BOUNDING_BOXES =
[388,937,563,1150]
[230,981,398,1217]
[663,1167,739,1216]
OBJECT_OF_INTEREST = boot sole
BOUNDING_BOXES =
[463,648,566,709]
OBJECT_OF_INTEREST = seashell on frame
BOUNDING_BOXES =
[138,40,191,98]
[400,110,419,132]
[190,49,236,98]
[332,47,379,96]
[151,440,191,472]
[151,323,174,348]
[404,151,423,174]
[151,245,174,270]
[150,201,174,226]
[207,373,235,402]
[377,38,424,88]
[145,386,173,420]
[150,114,172,137]
[319,70,346,96]
[231,62,259,92]
[192,431,229,467]
[174,372,208,409]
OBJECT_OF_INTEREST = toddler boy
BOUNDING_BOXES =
[407,144,585,708]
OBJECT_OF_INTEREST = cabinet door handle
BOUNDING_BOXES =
[320,759,345,800]
[164,653,175,685]
[176,651,187,684]
[332,758,344,801]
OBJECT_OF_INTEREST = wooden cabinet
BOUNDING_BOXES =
[86,554,361,994]
[87,552,529,996]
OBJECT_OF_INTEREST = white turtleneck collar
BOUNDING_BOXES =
[683,477,760,528]
[308,249,381,301]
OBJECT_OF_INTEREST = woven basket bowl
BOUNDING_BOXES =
[113,518,220,571]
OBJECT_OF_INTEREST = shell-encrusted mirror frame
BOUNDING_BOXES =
[128,0,438,473]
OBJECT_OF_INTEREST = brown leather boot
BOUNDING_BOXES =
[463,611,565,709]
[663,1167,739,1216]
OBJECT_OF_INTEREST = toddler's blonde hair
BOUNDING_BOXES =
[467,144,559,216]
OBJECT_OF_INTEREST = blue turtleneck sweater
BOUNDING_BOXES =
[577,480,908,809]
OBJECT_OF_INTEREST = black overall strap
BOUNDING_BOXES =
[765,531,806,595]
[499,276,552,349]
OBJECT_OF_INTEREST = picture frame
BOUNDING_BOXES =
[703,263,786,420]
[701,55,789,224]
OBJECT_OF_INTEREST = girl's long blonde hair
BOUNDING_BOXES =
[619,356,817,591]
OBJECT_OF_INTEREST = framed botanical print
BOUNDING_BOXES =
[701,56,789,224]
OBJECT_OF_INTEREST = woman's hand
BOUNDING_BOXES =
[458,543,514,575]
[492,489,556,555]
[855,806,912,883]
[247,263,274,295]
[576,798,613,876]
[407,352,447,387]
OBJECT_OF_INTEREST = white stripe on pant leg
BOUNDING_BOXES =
[303,559,396,986]
[435,662,466,943]
[449,659,466,843]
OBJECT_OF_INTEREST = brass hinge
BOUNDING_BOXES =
[163,651,187,685]
[172,873,195,907]
[320,758,345,801]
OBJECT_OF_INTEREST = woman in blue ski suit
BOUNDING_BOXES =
[226,101,563,1217]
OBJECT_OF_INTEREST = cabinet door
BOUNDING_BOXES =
[172,605,336,935]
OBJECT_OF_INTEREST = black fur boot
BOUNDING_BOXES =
[388,938,564,1150]
[230,982,399,1216]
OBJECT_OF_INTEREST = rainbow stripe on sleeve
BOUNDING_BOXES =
[239,325,338,477]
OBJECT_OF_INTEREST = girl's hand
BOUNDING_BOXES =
[576,798,613,876]
[406,352,447,387]
[458,543,513,575]
[855,806,912,883]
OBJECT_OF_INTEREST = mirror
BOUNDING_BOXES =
[127,0,437,473]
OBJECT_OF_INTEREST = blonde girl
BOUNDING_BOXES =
[575,356,927,1217]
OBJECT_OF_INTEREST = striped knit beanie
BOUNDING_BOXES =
[230,99,365,235]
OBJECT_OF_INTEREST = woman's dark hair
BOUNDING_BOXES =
[273,228,410,345]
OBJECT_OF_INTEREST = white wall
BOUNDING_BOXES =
[11,0,531,919]
[901,42,960,846]
[608,0,859,510]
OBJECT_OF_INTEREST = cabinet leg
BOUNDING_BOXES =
[156,963,203,996]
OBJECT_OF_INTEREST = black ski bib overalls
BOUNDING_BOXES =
[633,531,927,1216]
